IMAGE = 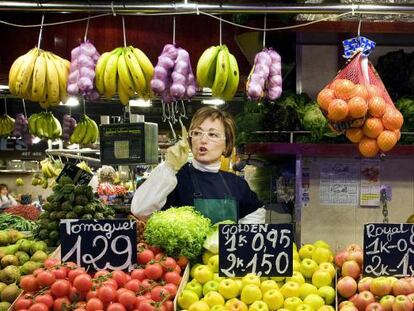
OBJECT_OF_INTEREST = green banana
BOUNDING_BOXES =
[51,113,62,138]
[221,51,239,101]
[196,45,220,88]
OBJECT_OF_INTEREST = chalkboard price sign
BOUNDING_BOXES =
[219,224,294,277]
[60,219,137,272]
[56,162,92,186]
[364,223,414,277]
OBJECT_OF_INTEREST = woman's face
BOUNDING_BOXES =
[0,187,7,196]
[191,117,226,165]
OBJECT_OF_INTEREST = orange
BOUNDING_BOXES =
[346,128,363,143]
[382,108,404,130]
[358,137,379,158]
[317,88,335,111]
[350,84,369,100]
[377,130,398,152]
[367,84,383,98]
[331,79,355,100]
[363,117,384,138]
[368,96,387,117]
[394,129,401,141]
[327,99,349,121]
[348,96,368,119]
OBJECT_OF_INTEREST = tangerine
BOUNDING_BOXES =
[367,84,383,98]
[348,96,368,119]
[350,84,369,100]
[328,99,349,122]
[331,79,355,100]
[346,128,364,143]
[368,96,387,117]
[377,130,398,152]
[358,137,379,158]
[363,118,384,138]
[317,88,335,111]
[382,109,404,130]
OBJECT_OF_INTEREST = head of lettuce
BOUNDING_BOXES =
[144,206,211,261]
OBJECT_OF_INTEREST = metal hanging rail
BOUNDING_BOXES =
[0,1,414,15]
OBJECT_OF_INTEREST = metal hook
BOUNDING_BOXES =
[122,16,127,47]
[111,1,116,16]
[84,16,90,42]
[37,14,45,49]
[263,14,267,48]
[3,98,7,115]
[357,16,362,37]
[168,119,177,142]
[172,15,176,45]
[219,15,222,45]
[161,101,167,122]
[22,99,27,118]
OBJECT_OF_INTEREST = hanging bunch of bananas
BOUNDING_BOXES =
[70,114,99,145]
[77,161,93,174]
[95,46,154,105]
[196,45,239,101]
[28,112,62,140]
[9,48,70,108]
[0,115,15,137]
[40,158,61,179]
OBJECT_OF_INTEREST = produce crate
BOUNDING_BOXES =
[174,263,190,311]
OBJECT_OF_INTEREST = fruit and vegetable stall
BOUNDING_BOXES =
[0,2,414,311]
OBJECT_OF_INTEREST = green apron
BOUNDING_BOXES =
[189,165,239,224]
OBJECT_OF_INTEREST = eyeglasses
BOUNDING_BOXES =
[189,129,226,142]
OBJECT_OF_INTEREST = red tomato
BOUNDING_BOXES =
[151,286,170,302]
[94,270,110,278]
[34,294,54,308]
[107,303,127,311]
[163,271,181,285]
[144,292,152,299]
[131,269,146,281]
[149,245,162,255]
[51,279,71,297]
[53,297,71,311]
[144,263,163,280]
[28,303,48,311]
[33,268,44,277]
[36,270,56,287]
[73,274,93,293]
[65,261,78,268]
[176,256,189,269]
[86,289,98,300]
[69,286,85,301]
[118,290,137,309]
[140,279,154,292]
[68,268,86,283]
[154,253,165,261]
[163,283,177,297]
[116,287,129,297]
[174,265,181,274]
[124,279,141,292]
[52,267,68,279]
[160,257,177,272]
[20,275,38,292]
[112,270,128,287]
[73,309,86,311]
[138,300,156,311]
[97,285,117,303]
[135,296,149,308]
[103,278,118,290]
[137,249,155,264]
[15,297,33,309]
[43,258,60,268]
[86,298,104,311]
[76,301,87,308]
[163,300,174,311]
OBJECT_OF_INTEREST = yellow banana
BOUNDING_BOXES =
[131,47,154,91]
[103,50,121,99]
[95,51,112,95]
[15,48,39,96]
[70,118,88,144]
[117,50,136,97]
[51,113,62,138]
[118,78,130,106]
[48,52,69,105]
[196,45,220,88]
[221,51,239,101]
[8,54,27,95]
[44,52,60,104]
[124,47,146,96]
[211,46,230,97]
[30,52,47,102]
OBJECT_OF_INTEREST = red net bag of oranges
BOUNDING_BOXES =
[317,50,404,158]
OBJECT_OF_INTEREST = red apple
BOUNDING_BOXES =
[335,250,350,268]
[366,302,385,311]
[358,277,373,292]
[393,279,413,296]
[341,306,359,311]
[370,277,392,297]
[380,295,396,311]
[339,301,356,309]
[347,251,363,267]
[354,291,375,311]
[337,276,358,298]
[342,260,361,279]
[407,293,414,305]
[405,277,414,293]
[346,243,363,253]
[392,295,413,311]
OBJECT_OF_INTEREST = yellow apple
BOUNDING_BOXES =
[299,283,318,301]
[318,263,336,278]
[260,280,279,294]
[262,289,284,311]
[296,304,314,311]
[189,300,210,311]
[313,240,331,250]
[293,260,301,272]
[248,300,269,311]
[203,251,215,265]
[285,271,305,285]
[241,284,262,305]
[213,273,225,283]
[298,244,315,260]
[317,286,335,305]
[208,255,220,273]
[299,258,318,278]
[225,298,248,311]
[218,279,239,300]
[203,291,225,307]
[283,297,302,311]
[203,280,220,296]
[312,247,333,264]
[317,306,335,311]
[186,279,203,298]
[312,269,332,288]
[293,251,300,262]
[303,294,324,310]
[270,276,285,282]
[280,281,300,298]
[191,264,202,278]
[178,289,200,309]
[242,273,261,288]
[194,265,214,284]
[235,279,243,291]
[211,305,225,311]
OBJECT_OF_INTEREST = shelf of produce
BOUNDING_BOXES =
[0,170,40,174]
[244,142,414,159]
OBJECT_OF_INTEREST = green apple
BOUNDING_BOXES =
[283,297,303,311]
[313,240,331,250]
[248,300,269,311]
[317,306,335,311]
[242,273,261,288]
[296,304,314,311]
[293,260,301,272]
[285,271,305,285]
[178,289,200,309]
[317,286,335,305]
[260,280,279,294]
[211,305,226,311]
[186,280,203,298]
[300,258,318,278]
[298,244,315,260]
[270,276,285,282]
[225,298,248,311]
[262,289,284,311]
[303,294,324,310]
[218,278,240,300]
[312,269,332,288]
[299,283,318,301]
[203,290,225,307]
[189,300,210,311]
[280,281,300,298]
[203,251,214,265]
[312,247,333,264]
[203,280,220,296]
[193,265,214,284]
[241,284,262,305]
[318,263,336,278]
[208,255,220,273]
[191,264,202,278]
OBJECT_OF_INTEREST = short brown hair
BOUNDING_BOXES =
[189,106,235,157]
